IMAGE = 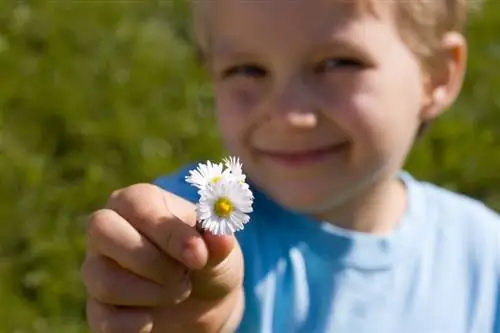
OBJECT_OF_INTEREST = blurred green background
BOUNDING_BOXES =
[0,1,499,332]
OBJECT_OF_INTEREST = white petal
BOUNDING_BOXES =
[189,157,254,236]
[229,212,246,229]
[186,160,228,190]
[223,156,246,182]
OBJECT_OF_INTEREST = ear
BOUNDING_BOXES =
[420,32,468,121]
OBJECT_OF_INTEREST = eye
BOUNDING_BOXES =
[221,64,267,79]
[314,58,364,73]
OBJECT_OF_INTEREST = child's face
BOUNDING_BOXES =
[203,0,462,216]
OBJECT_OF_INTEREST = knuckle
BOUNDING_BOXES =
[106,186,132,208]
[86,301,121,333]
[88,208,112,225]
[108,189,122,204]
[106,183,164,220]
[110,183,157,203]
[92,279,115,304]
[87,300,153,333]
[91,279,114,302]
[130,182,159,192]
[140,251,166,275]
[106,188,126,211]
[86,209,114,240]
[81,257,115,302]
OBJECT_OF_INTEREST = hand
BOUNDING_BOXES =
[81,183,245,333]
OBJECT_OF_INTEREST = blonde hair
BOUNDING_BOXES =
[390,0,471,71]
[190,0,478,70]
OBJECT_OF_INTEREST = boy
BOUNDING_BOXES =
[81,0,500,332]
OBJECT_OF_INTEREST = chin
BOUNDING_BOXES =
[262,175,376,218]
[265,185,342,215]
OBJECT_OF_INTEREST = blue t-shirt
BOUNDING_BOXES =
[154,164,500,333]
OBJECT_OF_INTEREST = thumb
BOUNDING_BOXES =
[204,232,235,265]
[189,231,244,300]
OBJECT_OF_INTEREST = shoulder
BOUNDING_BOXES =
[407,173,500,267]
[413,176,500,229]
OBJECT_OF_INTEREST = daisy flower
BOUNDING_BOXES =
[186,156,254,236]
[223,156,246,183]
[196,177,254,235]
[185,160,229,190]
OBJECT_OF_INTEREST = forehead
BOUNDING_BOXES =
[200,0,396,55]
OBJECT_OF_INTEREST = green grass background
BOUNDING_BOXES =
[0,1,499,331]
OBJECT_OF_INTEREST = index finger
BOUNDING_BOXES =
[106,183,208,270]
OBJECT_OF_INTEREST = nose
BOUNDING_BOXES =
[287,111,318,128]
[266,76,318,129]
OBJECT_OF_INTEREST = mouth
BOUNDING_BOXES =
[255,142,350,166]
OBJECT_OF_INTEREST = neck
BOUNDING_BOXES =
[312,175,408,235]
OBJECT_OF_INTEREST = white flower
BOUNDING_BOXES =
[186,156,254,236]
[223,156,246,183]
[196,177,254,236]
[185,160,229,190]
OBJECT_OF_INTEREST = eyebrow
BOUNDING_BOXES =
[210,37,373,63]
[309,37,372,54]
[209,42,264,63]
[207,15,381,63]
[210,40,248,56]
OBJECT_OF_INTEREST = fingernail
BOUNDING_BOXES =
[139,323,154,333]
[174,275,192,304]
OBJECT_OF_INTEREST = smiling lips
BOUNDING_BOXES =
[255,142,350,166]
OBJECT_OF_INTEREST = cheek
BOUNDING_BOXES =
[334,70,422,147]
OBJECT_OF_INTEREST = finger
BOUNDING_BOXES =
[190,232,244,300]
[81,254,192,306]
[86,208,185,286]
[203,232,236,266]
[86,298,153,333]
[106,184,209,270]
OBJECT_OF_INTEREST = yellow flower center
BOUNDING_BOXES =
[214,197,233,218]
[211,176,221,183]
